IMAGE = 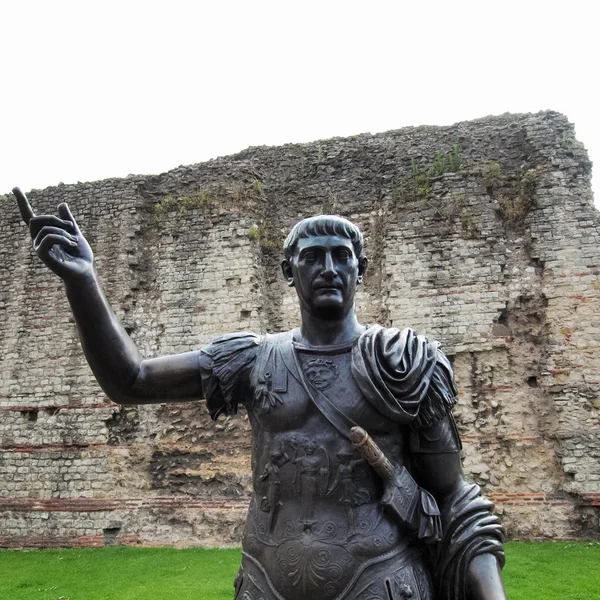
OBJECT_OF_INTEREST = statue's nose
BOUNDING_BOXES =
[323,252,337,277]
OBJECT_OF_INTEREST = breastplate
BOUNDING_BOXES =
[242,335,412,600]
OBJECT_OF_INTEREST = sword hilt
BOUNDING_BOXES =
[350,426,394,482]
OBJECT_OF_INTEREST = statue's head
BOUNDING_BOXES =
[269,449,283,463]
[305,439,318,454]
[283,215,365,262]
[281,215,367,319]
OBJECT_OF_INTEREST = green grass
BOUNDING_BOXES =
[0,547,241,600]
[503,542,600,600]
[0,542,598,599]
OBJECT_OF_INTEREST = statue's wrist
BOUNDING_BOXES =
[63,268,99,291]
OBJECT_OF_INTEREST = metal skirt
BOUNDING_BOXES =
[233,543,433,600]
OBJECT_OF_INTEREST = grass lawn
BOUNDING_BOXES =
[0,547,240,600]
[504,542,600,600]
[0,542,598,599]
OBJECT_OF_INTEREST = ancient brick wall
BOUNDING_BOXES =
[1,111,598,548]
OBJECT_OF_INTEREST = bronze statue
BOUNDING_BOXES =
[13,187,507,600]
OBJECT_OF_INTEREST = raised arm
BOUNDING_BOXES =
[13,188,203,405]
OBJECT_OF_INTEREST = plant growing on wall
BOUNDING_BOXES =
[497,169,539,226]
[398,145,464,201]
[154,181,264,224]
[482,162,503,192]
[248,221,283,251]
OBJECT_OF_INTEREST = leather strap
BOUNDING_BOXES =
[289,341,358,440]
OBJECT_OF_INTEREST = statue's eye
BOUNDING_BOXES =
[338,249,352,260]
[302,251,317,262]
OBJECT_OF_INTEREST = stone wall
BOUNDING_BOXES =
[1,111,598,548]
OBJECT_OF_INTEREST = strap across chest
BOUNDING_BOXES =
[252,333,360,440]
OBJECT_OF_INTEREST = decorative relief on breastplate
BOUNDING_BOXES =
[355,563,430,600]
[258,452,284,536]
[326,452,371,538]
[256,435,300,538]
[303,358,339,390]
[254,370,284,414]
[252,432,385,542]
[276,520,352,598]
[292,438,330,525]
[240,593,264,600]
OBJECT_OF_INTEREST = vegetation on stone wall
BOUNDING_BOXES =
[481,162,539,229]
[480,162,540,227]
[320,189,340,214]
[448,193,479,238]
[154,190,213,223]
[392,144,463,203]
[248,221,284,252]
[482,162,503,193]
[434,144,462,175]
[154,180,264,224]
[497,169,539,225]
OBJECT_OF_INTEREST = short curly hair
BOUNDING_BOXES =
[283,215,364,260]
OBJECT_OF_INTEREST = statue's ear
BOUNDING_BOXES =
[281,259,295,287]
[357,256,368,284]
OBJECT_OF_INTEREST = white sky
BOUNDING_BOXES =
[2,1,598,205]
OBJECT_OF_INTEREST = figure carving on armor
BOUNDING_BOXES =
[13,187,507,600]
[292,439,329,525]
[284,434,300,487]
[259,449,286,536]
[327,452,370,538]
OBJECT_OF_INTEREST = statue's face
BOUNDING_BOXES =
[304,362,337,390]
[283,234,364,318]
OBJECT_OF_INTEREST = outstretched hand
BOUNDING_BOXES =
[13,187,94,280]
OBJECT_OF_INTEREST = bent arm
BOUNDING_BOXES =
[66,271,202,405]
[13,191,204,406]
[411,417,507,600]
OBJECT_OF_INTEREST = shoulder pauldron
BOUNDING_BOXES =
[250,333,290,411]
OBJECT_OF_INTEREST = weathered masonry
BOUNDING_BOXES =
[0,111,598,548]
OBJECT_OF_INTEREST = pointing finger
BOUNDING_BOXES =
[57,203,81,234]
[12,187,36,225]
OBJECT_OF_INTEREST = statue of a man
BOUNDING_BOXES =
[14,188,507,600]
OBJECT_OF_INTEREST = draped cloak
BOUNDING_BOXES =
[199,326,505,600]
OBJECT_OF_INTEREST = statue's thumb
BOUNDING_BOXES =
[57,203,79,232]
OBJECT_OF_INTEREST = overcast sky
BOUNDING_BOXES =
[2,1,598,205]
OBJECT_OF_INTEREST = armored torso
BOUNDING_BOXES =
[238,332,430,600]
[198,326,474,600]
